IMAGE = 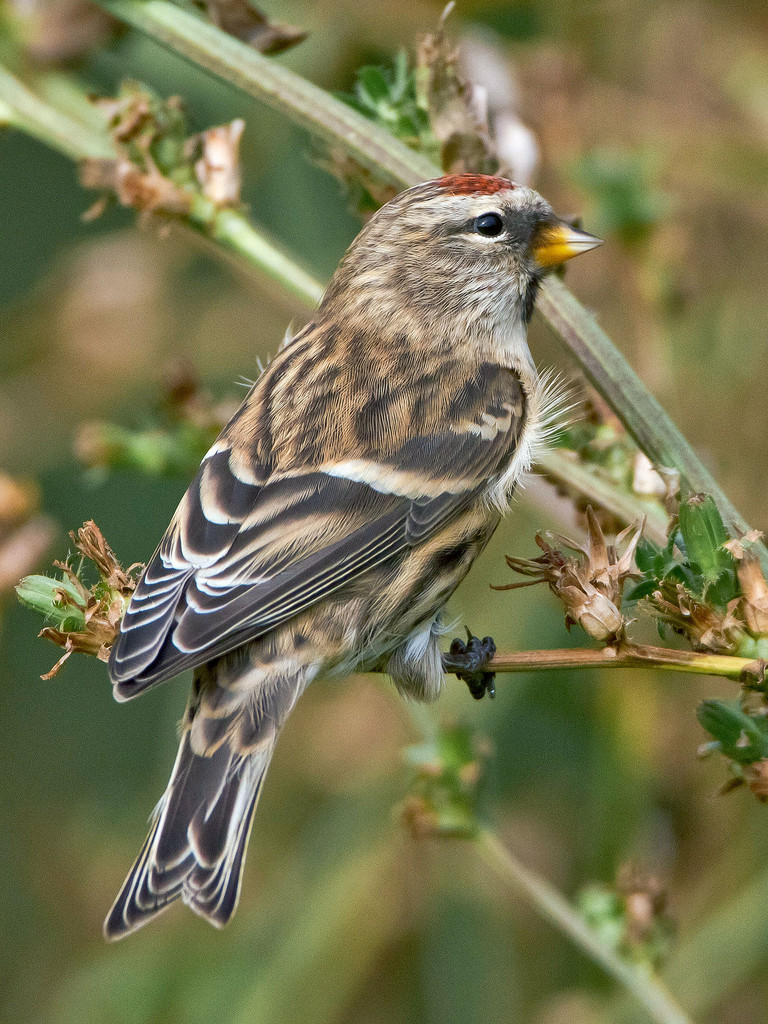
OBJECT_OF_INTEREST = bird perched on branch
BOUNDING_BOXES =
[104,173,600,939]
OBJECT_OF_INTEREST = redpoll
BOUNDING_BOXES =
[104,173,600,938]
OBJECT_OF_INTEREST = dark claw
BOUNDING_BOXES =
[443,628,497,700]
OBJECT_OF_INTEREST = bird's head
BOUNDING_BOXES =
[321,174,600,346]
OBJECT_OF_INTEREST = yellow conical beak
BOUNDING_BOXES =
[531,222,602,268]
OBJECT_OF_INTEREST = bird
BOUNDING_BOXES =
[103,173,600,939]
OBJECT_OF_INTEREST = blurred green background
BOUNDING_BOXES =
[1,1,768,1022]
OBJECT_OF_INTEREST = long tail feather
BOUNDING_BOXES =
[103,732,272,940]
[104,656,305,940]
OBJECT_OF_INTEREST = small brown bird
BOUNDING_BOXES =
[104,173,600,939]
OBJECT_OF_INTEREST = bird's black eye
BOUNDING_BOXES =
[474,213,504,237]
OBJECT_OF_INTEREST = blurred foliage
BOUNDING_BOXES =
[579,864,675,973]
[2,1,768,1024]
[342,50,437,160]
[555,398,640,489]
[402,722,489,837]
[75,359,236,477]
[571,149,670,249]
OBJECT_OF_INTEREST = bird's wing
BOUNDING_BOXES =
[109,355,527,696]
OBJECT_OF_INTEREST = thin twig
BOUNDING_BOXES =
[462,643,760,682]
[187,199,324,307]
[538,449,669,546]
[476,830,696,1024]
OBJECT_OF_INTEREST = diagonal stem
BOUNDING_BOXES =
[94,0,437,188]
[0,65,116,161]
[476,830,695,1024]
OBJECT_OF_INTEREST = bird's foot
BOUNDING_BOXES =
[443,629,497,700]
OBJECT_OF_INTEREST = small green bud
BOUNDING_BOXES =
[678,494,733,589]
[15,574,87,632]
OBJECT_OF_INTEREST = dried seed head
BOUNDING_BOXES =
[723,535,768,637]
[497,508,643,642]
[649,582,743,654]
[562,583,624,641]
[738,555,768,636]
[615,863,668,947]
[19,522,142,679]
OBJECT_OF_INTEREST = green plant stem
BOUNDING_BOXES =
[474,643,758,682]
[91,0,765,568]
[187,198,324,307]
[538,449,669,545]
[475,830,695,1024]
[0,65,116,161]
[0,65,324,309]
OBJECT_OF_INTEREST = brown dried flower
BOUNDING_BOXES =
[80,156,193,219]
[615,863,667,947]
[193,119,245,207]
[36,522,142,678]
[399,795,440,839]
[723,533,768,637]
[648,584,743,654]
[495,507,643,642]
[80,85,248,222]
[744,759,768,802]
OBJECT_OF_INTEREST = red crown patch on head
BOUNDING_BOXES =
[436,174,515,196]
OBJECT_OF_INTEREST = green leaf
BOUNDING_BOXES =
[391,50,410,101]
[625,579,658,602]
[697,700,768,765]
[706,567,741,610]
[634,538,655,572]
[355,66,392,108]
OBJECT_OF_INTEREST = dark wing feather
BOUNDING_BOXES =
[109,352,527,697]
